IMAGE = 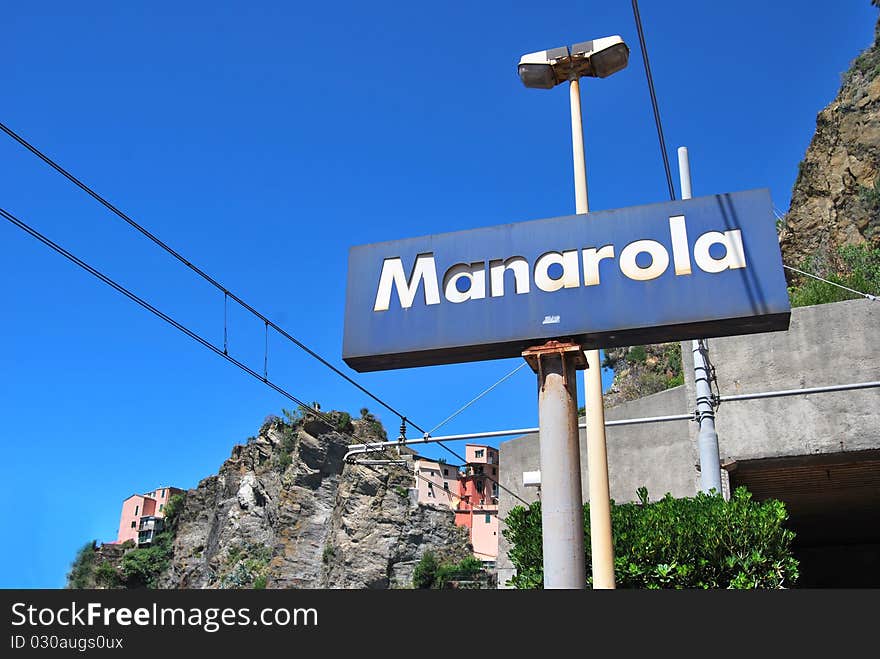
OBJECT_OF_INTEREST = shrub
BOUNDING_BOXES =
[120,543,171,588]
[435,556,484,589]
[788,245,879,308]
[503,487,798,589]
[412,551,439,589]
[94,561,120,588]
[413,552,487,589]
[66,541,97,589]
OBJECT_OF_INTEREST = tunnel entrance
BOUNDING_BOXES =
[729,449,880,587]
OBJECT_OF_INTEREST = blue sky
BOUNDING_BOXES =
[1,1,875,588]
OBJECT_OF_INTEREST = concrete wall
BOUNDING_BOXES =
[682,298,879,463]
[496,298,879,587]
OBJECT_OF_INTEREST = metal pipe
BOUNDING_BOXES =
[342,380,879,461]
[536,349,585,589]
[679,146,723,495]
[718,380,880,402]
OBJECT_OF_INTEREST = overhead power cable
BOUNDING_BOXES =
[631,0,676,201]
[0,204,530,507]
[0,121,532,507]
[0,205,345,433]
[0,121,424,434]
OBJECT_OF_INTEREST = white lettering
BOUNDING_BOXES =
[373,254,441,311]
[534,251,580,292]
[443,262,486,303]
[581,245,615,287]
[369,215,753,310]
[489,256,530,297]
[668,215,691,275]
[693,230,746,273]
[619,240,669,281]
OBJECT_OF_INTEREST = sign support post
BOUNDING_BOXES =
[570,78,616,589]
[522,340,587,589]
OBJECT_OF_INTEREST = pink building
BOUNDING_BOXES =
[115,486,183,545]
[413,458,461,508]
[412,445,500,563]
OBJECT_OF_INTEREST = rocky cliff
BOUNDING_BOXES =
[157,414,470,589]
[779,12,880,274]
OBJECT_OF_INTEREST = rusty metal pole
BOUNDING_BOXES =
[523,341,587,588]
[570,77,616,589]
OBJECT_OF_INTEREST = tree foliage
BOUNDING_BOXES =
[66,541,97,588]
[503,487,799,589]
[412,551,486,589]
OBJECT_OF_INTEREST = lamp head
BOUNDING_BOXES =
[518,35,629,89]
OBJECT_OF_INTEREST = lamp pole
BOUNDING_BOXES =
[569,78,616,589]
[518,35,627,590]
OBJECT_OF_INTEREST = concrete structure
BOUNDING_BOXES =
[497,299,879,587]
[115,486,183,545]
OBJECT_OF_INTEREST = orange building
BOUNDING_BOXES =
[412,444,500,563]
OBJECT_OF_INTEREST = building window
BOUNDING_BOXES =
[161,489,166,498]
[485,514,491,524]
[444,482,449,490]
[130,521,136,528]
[443,468,449,476]
[476,466,484,474]
[476,481,484,494]
[134,505,139,516]
[159,504,164,512]
[475,449,484,458]
[492,467,496,475]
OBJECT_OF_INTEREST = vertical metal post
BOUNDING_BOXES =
[570,78,616,588]
[524,342,586,589]
[677,146,723,494]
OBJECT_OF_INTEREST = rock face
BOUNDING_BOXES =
[158,416,470,589]
[780,15,880,273]
[601,343,684,408]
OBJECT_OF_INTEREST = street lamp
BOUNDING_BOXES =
[518,36,630,88]
[517,35,629,590]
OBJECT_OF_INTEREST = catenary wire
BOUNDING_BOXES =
[425,362,528,437]
[783,264,877,301]
[0,204,531,507]
[631,0,676,201]
[0,120,426,433]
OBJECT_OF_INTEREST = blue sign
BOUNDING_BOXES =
[343,189,790,372]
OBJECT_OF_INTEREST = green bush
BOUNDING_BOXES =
[435,556,484,589]
[412,552,486,589]
[120,542,171,589]
[94,561,120,588]
[412,551,439,589]
[66,541,97,589]
[788,245,879,308]
[503,487,798,589]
